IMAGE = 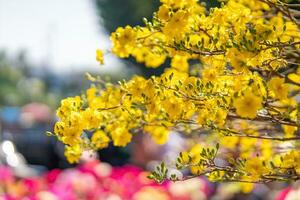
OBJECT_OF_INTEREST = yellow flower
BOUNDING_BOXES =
[96,49,104,64]
[268,77,289,100]
[160,0,185,9]
[240,183,254,193]
[91,130,111,149]
[56,96,81,119]
[110,126,132,147]
[187,144,206,175]
[288,73,300,84]
[274,150,300,171]
[197,109,211,125]
[163,10,189,39]
[162,98,183,120]
[189,144,203,164]
[144,125,170,144]
[202,68,218,83]
[54,121,65,137]
[227,48,252,72]
[111,26,137,57]
[261,140,272,159]
[160,68,188,86]
[64,145,82,164]
[62,134,82,146]
[82,108,102,129]
[117,25,137,46]
[86,87,97,102]
[282,125,298,138]
[54,111,84,146]
[171,55,189,72]
[157,5,170,21]
[214,108,228,126]
[53,0,300,182]
[243,157,266,181]
[144,52,166,68]
[161,0,199,9]
[233,92,262,119]
[220,136,239,149]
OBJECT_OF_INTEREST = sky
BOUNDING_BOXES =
[0,0,122,73]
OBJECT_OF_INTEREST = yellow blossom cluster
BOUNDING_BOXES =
[53,0,300,185]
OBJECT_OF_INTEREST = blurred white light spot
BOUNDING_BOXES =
[80,150,98,162]
[94,162,112,177]
[6,154,19,167]
[106,194,121,200]
[1,140,15,155]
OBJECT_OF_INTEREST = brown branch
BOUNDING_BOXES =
[259,41,300,51]
[217,126,300,141]
[165,44,225,56]
[260,0,300,27]
[97,94,128,111]
[275,71,300,87]
[228,113,299,127]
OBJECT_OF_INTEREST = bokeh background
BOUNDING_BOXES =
[0,0,160,171]
[0,0,296,199]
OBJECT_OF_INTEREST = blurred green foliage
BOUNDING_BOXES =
[0,52,57,107]
[94,0,160,33]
